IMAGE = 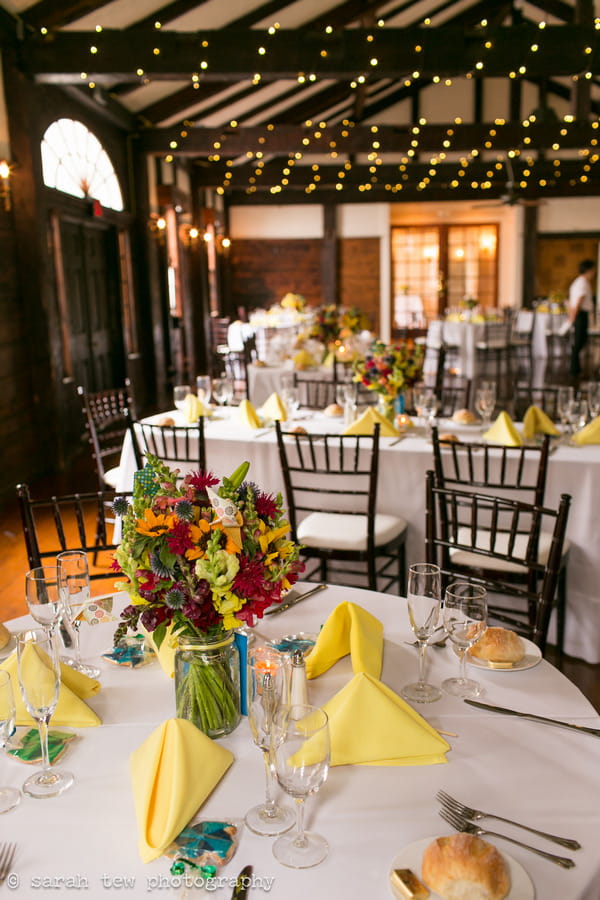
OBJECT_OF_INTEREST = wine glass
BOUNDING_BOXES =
[401,563,442,703]
[556,386,574,434]
[212,377,234,406]
[335,382,357,407]
[16,627,74,798]
[245,647,294,836]
[196,375,212,404]
[281,387,300,420]
[271,704,330,868]
[587,381,600,419]
[567,397,588,433]
[442,583,487,699]
[475,385,496,430]
[414,386,438,436]
[0,671,20,812]
[25,566,65,632]
[57,551,100,679]
[173,384,192,412]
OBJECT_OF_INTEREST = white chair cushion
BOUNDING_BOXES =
[451,526,570,573]
[103,466,121,489]
[297,512,407,552]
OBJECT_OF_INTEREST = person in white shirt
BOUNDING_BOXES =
[568,258,596,379]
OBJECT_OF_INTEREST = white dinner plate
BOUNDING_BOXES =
[388,836,534,900]
[0,634,16,659]
[467,637,542,671]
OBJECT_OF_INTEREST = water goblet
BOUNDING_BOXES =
[281,387,300,420]
[567,397,589,433]
[245,647,294,836]
[271,704,330,868]
[587,381,600,419]
[57,551,100,679]
[335,382,357,408]
[212,376,234,406]
[475,386,496,430]
[0,671,20,812]
[16,628,74,798]
[414,387,438,436]
[173,384,192,412]
[196,375,212,404]
[442,583,487,699]
[25,566,65,632]
[401,563,442,703]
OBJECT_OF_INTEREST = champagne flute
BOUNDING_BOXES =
[281,386,300,420]
[556,386,574,434]
[401,563,442,703]
[57,551,100,679]
[196,375,212,404]
[567,397,588,433]
[587,381,600,419]
[173,384,192,412]
[245,647,294,836]
[16,628,74,798]
[475,385,496,430]
[414,387,438,436]
[212,377,234,406]
[442,583,487,699]
[271,704,330,868]
[0,671,20,812]
[25,566,65,632]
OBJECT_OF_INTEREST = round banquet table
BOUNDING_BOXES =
[2,584,600,899]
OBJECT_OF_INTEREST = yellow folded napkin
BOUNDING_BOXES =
[342,406,399,437]
[522,405,560,440]
[305,601,383,680]
[482,411,522,446]
[571,415,600,445]
[131,717,234,863]
[260,391,288,422]
[1,649,101,727]
[237,398,262,429]
[293,349,315,370]
[319,672,450,766]
[183,393,209,423]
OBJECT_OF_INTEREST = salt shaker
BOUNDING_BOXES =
[290,648,308,706]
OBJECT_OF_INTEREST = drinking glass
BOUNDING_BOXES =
[0,671,20,812]
[245,647,294,836]
[556,386,574,432]
[335,383,358,407]
[414,386,438,435]
[281,387,300,420]
[567,397,588,432]
[280,372,295,393]
[401,563,442,703]
[57,551,100,679]
[442,583,487,699]
[272,705,330,868]
[475,385,496,430]
[196,375,212,404]
[173,384,192,411]
[587,382,600,419]
[16,628,74,798]
[211,377,234,406]
[25,566,65,632]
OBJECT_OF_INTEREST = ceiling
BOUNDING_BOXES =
[2,0,600,203]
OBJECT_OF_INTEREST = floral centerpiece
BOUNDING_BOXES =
[113,456,303,737]
[309,304,341,358]
[280,292,306,312]
[353,338,425,418]
[339,306,371,336]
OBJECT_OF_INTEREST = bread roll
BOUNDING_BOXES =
[156,415,176,426]
[452,408,477,425]
[468,627,525,663]
[439,433,460,443]
[0,623,11,650]
[324,403,344,416]
[422,833,510,900]
[290,426,308,435]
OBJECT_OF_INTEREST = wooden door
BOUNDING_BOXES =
[59,218,126,392]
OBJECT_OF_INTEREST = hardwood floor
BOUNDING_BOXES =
[2,452,600,713]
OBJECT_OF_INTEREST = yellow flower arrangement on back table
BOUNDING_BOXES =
[113,455,303,736]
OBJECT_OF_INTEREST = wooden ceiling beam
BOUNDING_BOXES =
[137,121,600,155]
[21,0,110,31]
[20,26,600,83]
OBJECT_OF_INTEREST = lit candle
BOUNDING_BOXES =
[395,413,412,431]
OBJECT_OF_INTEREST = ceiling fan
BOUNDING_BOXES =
[473,158,545,208]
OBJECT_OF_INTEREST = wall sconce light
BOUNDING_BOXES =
[0,160,13,212]
[221,237,231,249]
[148,213,167,236]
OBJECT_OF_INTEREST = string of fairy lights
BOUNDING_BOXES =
[38,13,600,198]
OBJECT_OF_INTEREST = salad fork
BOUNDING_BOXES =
[439,807,575,868]
[436,790,581,850]
[0,843,16,885]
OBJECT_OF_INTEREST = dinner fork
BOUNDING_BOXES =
[439,807,575,868]
[0,843,16,885]
[436,790,581,850]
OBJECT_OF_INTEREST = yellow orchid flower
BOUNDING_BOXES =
[258,522,290,553]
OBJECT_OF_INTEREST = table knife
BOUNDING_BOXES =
[464,699,600,737]
[231,864,253,900]
[265,582,327,615]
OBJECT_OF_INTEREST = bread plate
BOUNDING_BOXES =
[467,637,542,672]
[388,836,533,900]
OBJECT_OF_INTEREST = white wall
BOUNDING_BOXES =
[537,196,600,233]
[230,204,323,239]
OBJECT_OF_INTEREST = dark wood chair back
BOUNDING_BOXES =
[78,381,136,490]
[127,415,206,476]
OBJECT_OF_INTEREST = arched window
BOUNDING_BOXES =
[41,118,124,211]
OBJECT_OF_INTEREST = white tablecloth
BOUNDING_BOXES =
[532,312,571,358]
[118,411,600,664]
[3,585,600,898]
[426,320,497,380]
